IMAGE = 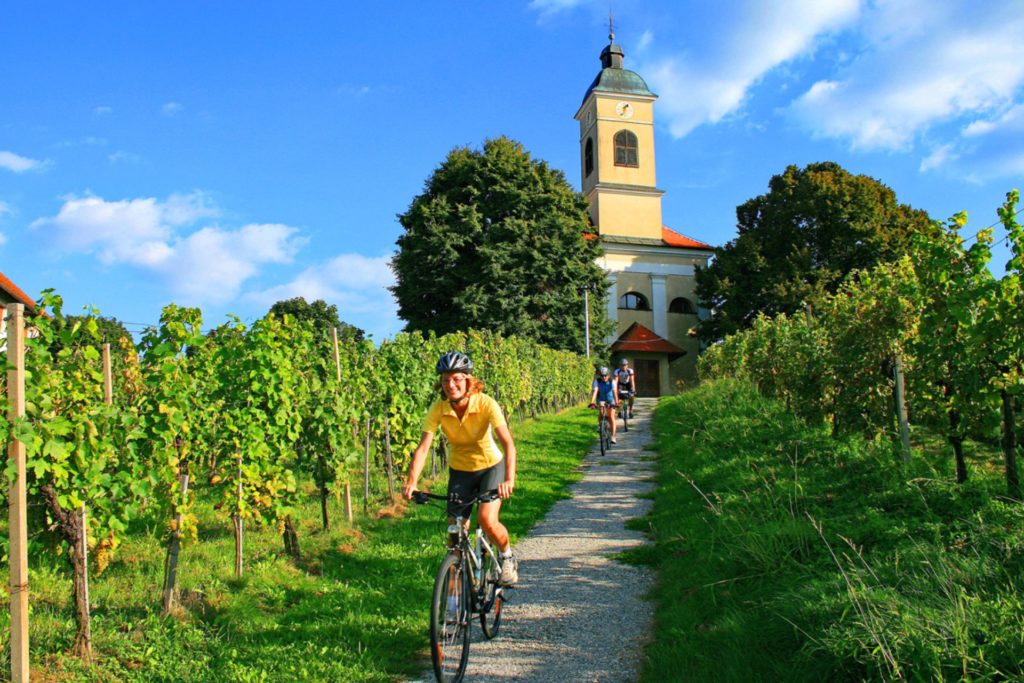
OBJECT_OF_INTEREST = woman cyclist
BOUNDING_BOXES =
[403,351,519,586]
[589,365,619,444]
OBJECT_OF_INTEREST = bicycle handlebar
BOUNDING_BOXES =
[411,489,500,506]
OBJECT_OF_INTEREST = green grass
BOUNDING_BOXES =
[1,406,595,682]
[637,379,1024,682]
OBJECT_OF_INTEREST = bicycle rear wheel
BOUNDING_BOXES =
[622,402,629,432]
[479,550,503,639]
[430,553,471,682]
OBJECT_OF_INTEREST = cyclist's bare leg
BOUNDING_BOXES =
[477,500,510,553]
[608,407,617,438]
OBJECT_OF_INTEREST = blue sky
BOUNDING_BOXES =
[2,1,1022,341]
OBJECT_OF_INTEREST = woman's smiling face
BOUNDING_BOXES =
[441,372,469,402]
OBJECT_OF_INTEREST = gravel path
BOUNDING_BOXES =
[411,398,657,682]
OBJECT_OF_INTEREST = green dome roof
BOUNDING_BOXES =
[581,43,655,104]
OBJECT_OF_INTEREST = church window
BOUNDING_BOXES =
[619,292,650,310]
[614,130,638,167]
[669,297,696,314]
[584,138,594,177]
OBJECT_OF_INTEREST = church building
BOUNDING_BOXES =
[575,35,714,396]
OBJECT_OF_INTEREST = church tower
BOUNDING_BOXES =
[574,38,662,239]
[575,30,714,395]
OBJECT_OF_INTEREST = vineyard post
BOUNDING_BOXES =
[1002,390,1020,498]
[7,304,29,683]
[331,327,341,383]
[234,457,244,578]
[893,354,912,463]
[102,341,113,404]
[384,416,396,499]
[363,418,370,514]
[344,482,353,523]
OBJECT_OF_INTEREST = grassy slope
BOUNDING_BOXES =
[637,379,1024,682]
[3,406,594,682]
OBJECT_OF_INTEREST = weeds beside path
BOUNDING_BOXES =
[637,379,1024,682]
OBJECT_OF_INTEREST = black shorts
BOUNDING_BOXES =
[447,460,505,517]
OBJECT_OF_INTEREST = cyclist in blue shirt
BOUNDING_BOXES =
[589,366,619,444]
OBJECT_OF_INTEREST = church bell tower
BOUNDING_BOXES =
[574,29,664,240]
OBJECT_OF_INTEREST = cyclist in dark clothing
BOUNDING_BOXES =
[615,358,637,419]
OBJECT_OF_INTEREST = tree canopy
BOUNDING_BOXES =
[268,297,365,342]
[696,161,934,341]
[391,136,610,353]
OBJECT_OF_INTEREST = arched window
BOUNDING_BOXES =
[618,292,650,310]
[614,130,638,167]
[584,138,594,177]
[669,297,696,314]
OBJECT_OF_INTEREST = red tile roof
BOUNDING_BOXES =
[662,226,714,250]
[0,271,36,312]
[611,322,687,358]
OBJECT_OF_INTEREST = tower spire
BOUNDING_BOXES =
[609,11,615,43]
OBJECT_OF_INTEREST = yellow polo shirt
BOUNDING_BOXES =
[422,393,507,472]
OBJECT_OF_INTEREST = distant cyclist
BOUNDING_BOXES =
[589,365,619,444]
[403,351,519,586]
[614,358,637,419]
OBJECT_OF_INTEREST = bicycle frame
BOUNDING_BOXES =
[419,491,504,611]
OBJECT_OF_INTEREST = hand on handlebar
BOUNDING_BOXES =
[588,402,597,409]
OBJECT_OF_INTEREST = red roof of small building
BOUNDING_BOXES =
[0,271,36,312]
[662,226,714,250]
[611,322,687,359]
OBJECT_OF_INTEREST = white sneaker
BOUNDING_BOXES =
[610,437,617,444]
[499,553,519,586]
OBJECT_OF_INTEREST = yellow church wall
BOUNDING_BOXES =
[593,193,662,239]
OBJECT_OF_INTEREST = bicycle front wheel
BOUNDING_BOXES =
[430,553,471,682]
[479,549,503,639]
[599,416,607,456]
[622,403,629,432]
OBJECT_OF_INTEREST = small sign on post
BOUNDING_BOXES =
[7,303,29,682]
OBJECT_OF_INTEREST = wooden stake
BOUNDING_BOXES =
[893,354,912,463]
[7,304,29,682]
[102,342,112,405]
[344,482,353,523]
[384,417,396,500]
[363,419,370,515]
[331,327,341,383]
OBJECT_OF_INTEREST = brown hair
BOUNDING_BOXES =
[436,374,485,400]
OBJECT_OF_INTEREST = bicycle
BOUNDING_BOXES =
[412,489,507,683]
[590,401,615,456]
[618,389,634,432]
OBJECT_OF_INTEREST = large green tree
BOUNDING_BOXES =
[268,297,365,342]
[391,136,610,353]
[696,161,933,341]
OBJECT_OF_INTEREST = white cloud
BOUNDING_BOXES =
[54,136,108,149]
[162,102,183,116]
[789,1,1024,152]
[31,193,306,304]
[248,253,396,315]
[919,144,957,172]
[0,233,6,246]
[0,150,46,173]
[107,150,143,165]
[0,200,11,218]
[94,106,113,115]
[634,0,860,138]
[528,0,591,18]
